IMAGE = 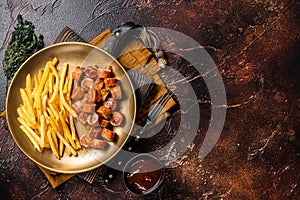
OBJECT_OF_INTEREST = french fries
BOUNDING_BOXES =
[17,57,81,159]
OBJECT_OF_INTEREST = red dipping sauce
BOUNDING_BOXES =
[123,154,165,195]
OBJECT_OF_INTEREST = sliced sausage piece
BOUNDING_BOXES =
[86,88,96,102]
[102,128,115,142]
[94,78,104,92]
[104,78,118,87]
[95,89,102,103]
[78,112,89,125]
[97,67,112,79]
[110,112,123,126]
[82,103,96,113]
[110,85,122,99]
[72,100,83,115]
[97,106,112,119]
[87,112,99,126]
[90,139,106,149]
[72,66,83,82]
[103,98,117,110]
[80,134,92,147]
[84,65,97,79]
[71,87,85,100]
[101,88,110,101]
[89,126,102,139]
[99,118,110,128]
[81,77,94,91]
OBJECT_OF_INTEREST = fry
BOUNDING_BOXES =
[47,130,59,159]
[35,65,50,117]
[59,63,77,117]
[40,115,47,149]
[59,138,64,157]
[37,64,50,94]
[20,88,31,107]
[18,117,40,145]
[42,95,48,117]
[48,72,53,97]
[46,115,60,132]
[74,136,81,149]
[52,57,58,65]
[38,69,43,83]
[20,125,41,152]
[69,115,77,141]
[20,89,36,125]
[17,107,35,129]
[63,131,72,156]
[49,64,60,103]
[48,103,59,121]
[46,107,54,121]
[41,80,49,97]
[34,91,42,117]
[63,75,69,94]
[67,74,73,101]
[32,75,39,107]
[19,105,38,129]
[61,108,69,124]
[55,130,77,156]
[51,129,58,151]
[17,57,81,159]
[25,74,33,105]
[59,111,77,149]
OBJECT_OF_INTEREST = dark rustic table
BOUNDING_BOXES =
[0,0,299,199]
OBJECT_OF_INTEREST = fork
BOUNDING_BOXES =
[77,166,102,184]
[135,90,173,140]
[102,89,174,183]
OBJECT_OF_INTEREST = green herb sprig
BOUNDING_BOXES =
[2,15,44,81]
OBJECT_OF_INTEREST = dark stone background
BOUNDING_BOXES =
[0,0,299,199]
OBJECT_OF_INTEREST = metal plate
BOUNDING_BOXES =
[6,42,136,173]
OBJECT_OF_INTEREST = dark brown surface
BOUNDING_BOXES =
[0,0,299,199]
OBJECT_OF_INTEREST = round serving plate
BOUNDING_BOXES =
[6,42,136,173]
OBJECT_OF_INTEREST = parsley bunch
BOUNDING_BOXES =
[2,15,44,80]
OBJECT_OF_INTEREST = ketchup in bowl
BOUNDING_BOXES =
[123,154,165,195]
